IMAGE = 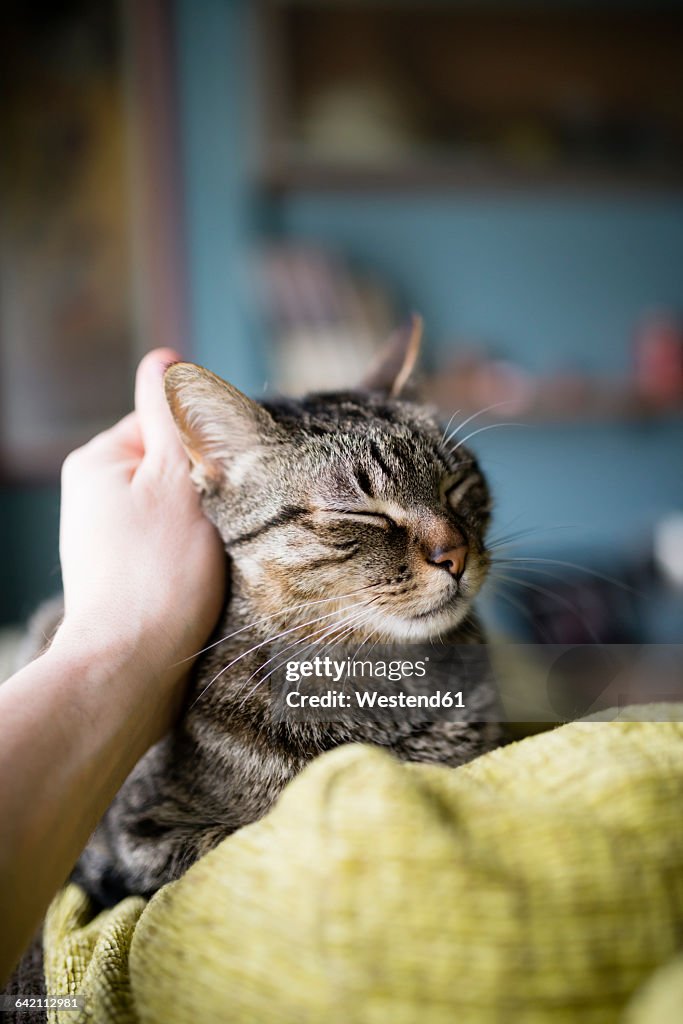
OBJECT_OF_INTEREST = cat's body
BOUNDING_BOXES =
[77,614,498,902]
[74,366,504,902]
[14,322,504,915]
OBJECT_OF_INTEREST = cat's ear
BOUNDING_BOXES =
[164,362,280,490]
[361,313,423,397]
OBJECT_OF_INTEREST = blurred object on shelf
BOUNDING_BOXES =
[633,310,683,406]
[263,4,683,191]
[495,117,559,168]
[258,245,398,394]
[299,78,418,164]
[424,316,683,425]
[654,514,683,590]
[426,350,537,418]
[255,238,683,423]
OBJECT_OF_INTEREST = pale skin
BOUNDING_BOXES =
[0,349,225,984]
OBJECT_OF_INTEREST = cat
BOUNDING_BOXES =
[30,318,504,906]
[69,318,503,903]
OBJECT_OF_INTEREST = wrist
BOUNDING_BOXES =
[47,622,182,749]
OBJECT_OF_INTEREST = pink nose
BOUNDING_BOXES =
[429,544,468,579]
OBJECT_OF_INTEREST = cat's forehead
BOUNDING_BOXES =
[260,391,477,497]
[333,427,439,470]
[281,410,456,501]
[265,392,440,446]
[291,405,442,473]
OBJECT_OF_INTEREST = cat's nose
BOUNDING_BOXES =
[428,543,468,579]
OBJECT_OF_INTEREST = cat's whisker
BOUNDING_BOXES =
[488,570,603,644]
[492,556,638,595]
[227,598,380,705]
[235,607,376,711]
[486,524,578,550]
[492,562,628,598]
[449,421,528,455]
[338,628,380,700]
[345,630,373,666]
[287,609,379,697]
[439,409,462,444]
[491,563,589,591]
[320,614,374,652]
[174,584,379,666]
[299,614,378,704]
[286,612,376,701]
[485,579,557,644]
[232,602,374,704]
[189,600,375,708]
[223,602,374,690]
[282,603,378,669]
[443,399,515,448]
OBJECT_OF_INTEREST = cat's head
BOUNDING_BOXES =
[164,318,491,642]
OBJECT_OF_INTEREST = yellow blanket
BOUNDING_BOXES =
[44,706,683,1023]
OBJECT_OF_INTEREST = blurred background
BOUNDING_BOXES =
[1,0,683,646]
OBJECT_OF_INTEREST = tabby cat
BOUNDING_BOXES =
[69,318,503,903]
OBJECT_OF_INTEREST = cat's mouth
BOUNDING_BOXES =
[412,593,457,620]
[370,560,488,640]
[366,588,473,641]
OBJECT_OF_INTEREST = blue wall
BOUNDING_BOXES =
[271,194,683,555]
[0,487,61,626]
[172,0,683,560]
[273,195,683,374]
[170,0,683,565]
[175,0,265,388]
[3,0,682,625]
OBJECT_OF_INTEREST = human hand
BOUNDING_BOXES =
[53,348,225,730]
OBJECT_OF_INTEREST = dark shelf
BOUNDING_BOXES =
[259,3,683,196]
[261,152,683,195]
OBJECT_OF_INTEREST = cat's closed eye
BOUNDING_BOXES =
[310,506,396,530]
[338,509,396,528]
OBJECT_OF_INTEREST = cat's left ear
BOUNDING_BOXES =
[164,362,281,492]
[361,313,423,397]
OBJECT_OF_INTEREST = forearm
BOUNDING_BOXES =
[0,348,224,983]
[0,634,174,983]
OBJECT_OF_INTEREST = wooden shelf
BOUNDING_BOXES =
[261,152,683,195]
[259,3,683,196]
[422,377,683,428]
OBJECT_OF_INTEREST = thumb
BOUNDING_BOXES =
[135,348,185,461]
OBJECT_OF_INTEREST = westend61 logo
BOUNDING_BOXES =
[269,644,683,726]
[285,655,428,684]
[275,652,471,722]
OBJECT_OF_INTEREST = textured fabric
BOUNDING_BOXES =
[43,707,683,1024]
[43,887,144,1023]
[622,953,683,1023]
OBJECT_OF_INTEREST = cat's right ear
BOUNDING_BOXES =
[164,362,280,491]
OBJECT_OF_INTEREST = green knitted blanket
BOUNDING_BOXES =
[43,706,683,1023]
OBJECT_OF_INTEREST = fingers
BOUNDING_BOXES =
[135,348,185,462]
[63,413,143,475]
[99,411,143,454]
[63,349,187,482]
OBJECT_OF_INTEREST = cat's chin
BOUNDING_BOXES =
[367,602,472,642]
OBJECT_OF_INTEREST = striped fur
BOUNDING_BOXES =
[74,371,503,902]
